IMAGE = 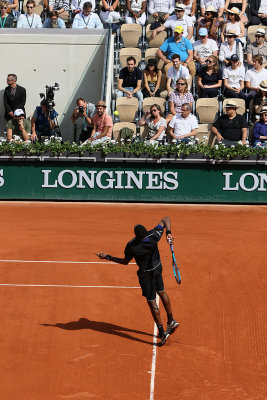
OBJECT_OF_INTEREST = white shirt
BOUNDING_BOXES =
[223,65,245,88]
[219,40,243,65]
[164,14,193,37]
[130,0,143,12]
[200,0,225,10]
[169,113,198,137]
[193,38,218,58]
[167,65,190,89]
[245,68,267,88]
[17,13,42,28]
[259,0,267,14]
[148,0,175,15]
[71,0,95,11]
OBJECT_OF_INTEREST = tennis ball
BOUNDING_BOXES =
[114,110,119,116]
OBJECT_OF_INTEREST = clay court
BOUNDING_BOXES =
[0,202,266,400]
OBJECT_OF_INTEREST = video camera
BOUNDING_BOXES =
[40,83,59,110]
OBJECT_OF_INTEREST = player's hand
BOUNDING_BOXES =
[166,234,173,245]
[96,252,108,259]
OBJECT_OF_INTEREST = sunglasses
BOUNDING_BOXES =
[206,60,212,63]
[151,109,158,112]
[227,35,235,38]
[177,82,186,85]
[255,35,264,38]
[27,6,34,8]
[204,12,212,15]
[261,113,267,116]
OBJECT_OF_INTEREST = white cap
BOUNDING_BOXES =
[14,109,25,116]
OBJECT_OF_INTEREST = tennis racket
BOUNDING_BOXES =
[170,244,181,284]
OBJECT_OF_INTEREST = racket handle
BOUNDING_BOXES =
[170,244,174,252]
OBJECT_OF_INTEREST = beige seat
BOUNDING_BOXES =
[23,0,45,15]
[223,98,246,115]
[113,122,136,141]
[121,23,142,48]
[247,25,266,43]
[146,24,167,48]
[116,97,139,122]
[142,97,166,114]
[119,48,142,68]
[196,124,215,146]
[196,98,219,124]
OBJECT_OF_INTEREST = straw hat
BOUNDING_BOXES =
[96,100,107,107]
[205,6,218,15]
[258,80,267,91]
[225,29,238,36]
[227,7,240,15]
[225,100,239,108]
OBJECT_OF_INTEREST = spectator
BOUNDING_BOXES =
[139,104,167,141]
[200,0,225,23]
[117,56,143,110]
[167,77,193,122]
[221,7,245,46]
[250,0,267,26]
[100,0,120,23]
[247,28,267,70]
[147,0,175,25]
[125,0,147,26]
[161,53,190,99]
[223,54,245,99]
[245,55,267,105]
[156,26,195,77]
[193,27,218,70]
[72,1,103,28]
[252,106,267,147]
[224,0,248,24]
[219,29,243,68]
[86,100,112,145]
[5,0,18,18]
[197,55,222,97]
[176,0,197,23]
[49,0,69,20]
[71,0,95,14]
[43,10,66,27]
[197,6,220,41]
[71,97,96,143]
[6,109,31,142]
[142,58,162,99]
[253,80,267,121]
[169,103,198,143]
[3,74,26,121]
[152,4,194,41]
[31,99,59,140]
[211,99,247,146]
[0,1,14,27]
[17,0,42,28]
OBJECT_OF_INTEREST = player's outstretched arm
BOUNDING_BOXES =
[157,216,173,244]
[96,252,130,265]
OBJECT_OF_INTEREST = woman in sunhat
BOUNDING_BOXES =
[224,0,248,24]
[252,105,267,147]
[197,6,220,42]
[219,29,243,69]
[221,7,245,45]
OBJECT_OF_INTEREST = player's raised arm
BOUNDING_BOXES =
[157,216,173,244]
[96,252,130,265]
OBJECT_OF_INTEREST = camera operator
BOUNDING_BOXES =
[31,99,59,140]
[71,97,96,143]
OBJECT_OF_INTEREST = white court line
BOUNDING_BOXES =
[0,259,136,265]
[149,294,159,400]
[0,283,140,288]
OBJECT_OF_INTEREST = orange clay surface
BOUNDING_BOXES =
[0,202,266,400]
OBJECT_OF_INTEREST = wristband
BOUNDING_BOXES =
[166,230,171,235]
[106,254,112,261]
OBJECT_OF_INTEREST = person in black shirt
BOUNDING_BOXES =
[197,55,222,98]
[96,216,178,346]
[211,99,247,146]
[117,56,143,110]
[3,74,26,121]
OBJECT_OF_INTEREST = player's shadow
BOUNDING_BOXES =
[41,318,157,346]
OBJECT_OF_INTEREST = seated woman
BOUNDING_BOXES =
[224,0,248,24]
[197,55,222,98]
[197,6,219,42]
[166,77,193,122]
[43,10,66,27]
[221,7,245,46]
[125,0,146,26]
[139,104,166,142]
[0,1,14,27]
[31,99,59,140]
[223,54,245,99]
[176,0,197,23]
[252,107,267,147]
[100,0,120,23]
[142,59,162,99]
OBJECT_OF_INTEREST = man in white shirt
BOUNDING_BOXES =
[72,1,103,28]
[152,4,193,40]
[169,103,198,142]
[245,54,267,105]
[193,27,218,69]
[160,53,190,98]
[17,0,42,28]
[147,0,175,25]
[219,29,243,68]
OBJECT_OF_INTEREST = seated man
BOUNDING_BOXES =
[71,0,95,15]
[17,0,42,28]
[72,1,103,28]
[160,53,190,98]
[31,99,59,140]
[250,0,267,26]
[245,54,267,105]
[247,28,267,69]
[117,56,143,110]
[156,26,195,77]
[48,0,69,20]
[169,103,198,142]
[211,99,247,146]
[85,101,113,145]
[0,1,14,27]
[147,0,175,25]
[193,27,218,69]
[71,97,96,143]
[6,109,31,142]
[43,10,66,27]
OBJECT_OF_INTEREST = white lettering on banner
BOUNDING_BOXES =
[42,169,179,190]
[223,172,267,192]
[0,169,4,187]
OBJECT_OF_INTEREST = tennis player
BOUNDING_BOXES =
[96,216,179,345]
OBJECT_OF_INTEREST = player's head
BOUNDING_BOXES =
[134,224,148,240]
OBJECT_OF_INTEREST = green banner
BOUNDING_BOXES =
[0,162,266,203]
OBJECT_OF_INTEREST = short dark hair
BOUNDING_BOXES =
[76,97,86,105]
[126,56,136,64]
[171,54,181,61]
[49,10,59,17]
[26,0,35,5]
[83,1,92,9]
[134,224,148,240]
[7,74,17,82]
[253,54,263,65]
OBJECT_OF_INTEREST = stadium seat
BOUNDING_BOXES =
[142,97,166,114]
[115,97,139,122]
[196,98,219,124]
[113,122,136,141]
[119,48,142,68]
[144,48,165,70]
[247,25,266,43]
[248,123,255,144]
[223,99,246,115]
[146,24,167,48]
[120,23,142,48]
[196,124,215,146]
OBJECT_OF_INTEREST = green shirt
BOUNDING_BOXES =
[7,119,31,138]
